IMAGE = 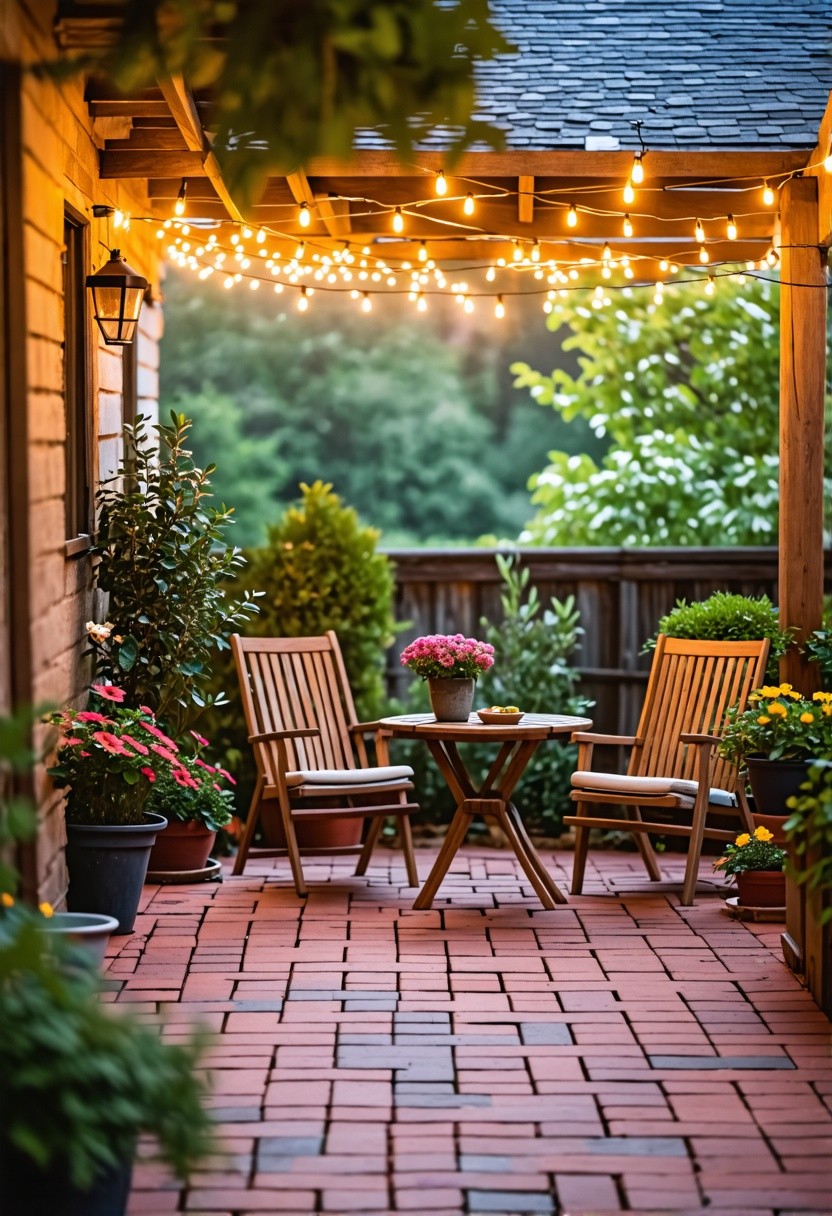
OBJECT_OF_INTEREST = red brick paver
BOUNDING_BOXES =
[109,848,832,1216]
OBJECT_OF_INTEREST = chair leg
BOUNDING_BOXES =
[277,793,308,898]
[631,806,663,882]
[233,776,264,876]
[570,800,591,894]
[681,794,710,907]
[355,817,383,876]
[400,814,419,888]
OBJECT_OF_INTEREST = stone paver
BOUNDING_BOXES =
[111,847,832,1216]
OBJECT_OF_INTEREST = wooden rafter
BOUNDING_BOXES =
[518,176,534,223]
[157,75,244,223]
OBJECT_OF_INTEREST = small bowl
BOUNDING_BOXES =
[476,708,524,725]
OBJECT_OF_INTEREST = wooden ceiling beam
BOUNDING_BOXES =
[518,176,534,223]
[90,100,176,119]
[157,75,245,223]
[314,193,352,237]
[100,149,206,176]
[804,87,832,243]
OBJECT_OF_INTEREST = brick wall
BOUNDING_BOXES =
[2,1,164,904]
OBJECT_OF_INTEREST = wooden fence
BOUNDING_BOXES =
[384,547,832,736]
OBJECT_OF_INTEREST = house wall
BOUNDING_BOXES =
[1,1,164,904]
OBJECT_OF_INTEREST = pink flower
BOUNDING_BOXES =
[139,706,155,717]
[121,734,150,756]
[91,684,126,703]
[172,769,200,790]
[92,730,129,755]
[140,722,179,751]
[141,767,156,783]
[212,783,222,792]
[194,758,215,772]
[217,767,236,786]
[76,711,110,724]
[64,736,85,746]
[190,730,210,747]
[151,743,179,765]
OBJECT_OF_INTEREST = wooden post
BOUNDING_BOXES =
[778,176,826,691]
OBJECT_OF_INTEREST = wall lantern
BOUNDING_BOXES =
[85,249,148,346]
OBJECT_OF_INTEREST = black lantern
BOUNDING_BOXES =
[85,249,148,346]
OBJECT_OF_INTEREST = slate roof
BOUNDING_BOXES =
[363,0,832,152]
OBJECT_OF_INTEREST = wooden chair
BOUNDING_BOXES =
[566,635,770,905]
[231,632,419,895]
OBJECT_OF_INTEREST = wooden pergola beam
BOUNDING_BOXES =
[804,88,832,244]
[157,75,244,223]
[518,176,534,223]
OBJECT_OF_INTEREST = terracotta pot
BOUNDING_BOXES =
[736,869,786,908]
[745,757,814,818]
[259,802,363,851]
[147,818,216,872]
[752,811,789,844]
[427,677,475,722]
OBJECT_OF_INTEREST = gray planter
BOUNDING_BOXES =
[42,912,120,966]
[65,813,167,934]
[427,677,476,722]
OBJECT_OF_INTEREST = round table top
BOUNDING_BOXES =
[378,711,593,742]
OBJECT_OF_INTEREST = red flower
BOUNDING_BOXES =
[140,722,179,751]
[64,736,85,747]
[92,730,129,755]
[139,705,155,717]
[141,767,156,783]
[190,730,210,747]
[121,734,150,756]
[217,767,237,786]
[150,743,179,765]
[91,684,126,703]
[76,711,109,725]
[194,758,215,772]
[172,769,199,790]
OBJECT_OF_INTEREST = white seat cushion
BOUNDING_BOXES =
[571,771,736,806]
[285,765,414,789]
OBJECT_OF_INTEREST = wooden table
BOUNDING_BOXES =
[379,712,593,910]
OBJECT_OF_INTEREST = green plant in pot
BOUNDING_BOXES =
[713,824,787,908]
[0,907,214,1216]
[46,689,191,932]
[146,729,235,874]
[719,685,832,836]
[645,591,793,683]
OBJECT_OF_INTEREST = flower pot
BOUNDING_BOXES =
[736,869,786,908]
[147,817,216,873]
[0,1138,132,1216]
[427,677,476,722]
[42,912,120,967]
[65,813,167,935]
[745,757,814,820]
[259,803,363,851]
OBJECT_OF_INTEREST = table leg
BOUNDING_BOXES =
[412,803,473,910]
[503,800,568,904]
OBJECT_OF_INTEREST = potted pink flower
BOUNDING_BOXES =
[401,633,495,721]
[145,729,235,875]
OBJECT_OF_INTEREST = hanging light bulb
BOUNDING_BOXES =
[601,264,612,280]
[295,241,306,260]
[256,228,267,244]
[298,202,311,228]
[705,275,716,296]
[392,207,405,233]
[623,179,635,205]
[694,219,705,243]
[631,153,645,185]
[463,192,475,217]
[623,214,633,238]
[494,295,505,319]
[653,282,664,305]
[361,292,372,313]
[512,241,523,262]
[766,247,779,267]
[659,259,669,273]
[174,179,187,217]
[418,241,428,263]
[463,294,474,313]
[435,171,448,196]
[762,181,775,207]
[726,214,738,241]
[297,285,309,311]
[486,265,496,282]
[601,241,612,263]
[531,240,541,263]
[567,204,578,228]
[699,246,710,264]
[417,292,427,312]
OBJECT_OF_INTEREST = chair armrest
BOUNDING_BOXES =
[248,727,321,744]
[571,732,641,746]
[680,733,721,746]
[348,721,390,736]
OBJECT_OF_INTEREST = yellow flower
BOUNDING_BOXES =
[824,704,832,718]
[757,715,771,725]
[767,702,787,717]
[759,685,783,699]
[753,826,774,842]
[713,857,727,868]
[0,893,13,908]
[734,833,751,847]
[38,902,54,918]
[779,683,801,697]
[812,691,832,703]
[800,712,815,724]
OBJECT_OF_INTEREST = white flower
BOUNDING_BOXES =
[86,620,114,644]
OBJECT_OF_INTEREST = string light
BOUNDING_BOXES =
[417,291,427,312]
[463,192,475,217]
[494,295,505,319]
[567,204,578,228]
[531,240,541,263]
[699,246,710,264]
[653,281,663,305]
[298,202,311,228]
[486,265,496,282]
[601,242,612,263]
[631,152,645,185]
[705,274,716,296]
[694,219,705,243]
[113,208,125,229]
[623,214,633,238]
[659,259,669,273]
[174,180,187,217]
[435,171,447,196]
[361,292,372,312]
[463,294,474,313]
[418,241,428,262]
[726,214,738,241]
[256,227,267,243]
[392,207,405,233]
[623,179,635,205]
[297,285,309,311]
[763,182,775,206]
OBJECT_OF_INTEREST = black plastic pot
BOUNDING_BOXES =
[745,757,814,819]
[65,813,167,934]
[0,1140,132,1216]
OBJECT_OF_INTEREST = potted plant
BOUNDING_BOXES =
[146,730,235,873]
[713,825,787,908]
[0,907,213,1216]
[46,687,189,932]
[646,591,793,682]
[401,633,495,721]
[719,685,832,836]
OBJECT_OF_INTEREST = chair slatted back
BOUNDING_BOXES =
[232,633,358,785]
[630,635,770,791]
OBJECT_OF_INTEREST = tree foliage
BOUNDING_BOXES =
[512,279,831,546]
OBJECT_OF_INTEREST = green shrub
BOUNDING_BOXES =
[645,591,792,682]
[393,555,590,836]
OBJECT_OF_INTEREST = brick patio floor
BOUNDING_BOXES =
[107,847,832,1216]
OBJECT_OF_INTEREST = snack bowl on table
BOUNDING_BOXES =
[476,706,524,726]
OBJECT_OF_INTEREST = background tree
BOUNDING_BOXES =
[512,278,832,546]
